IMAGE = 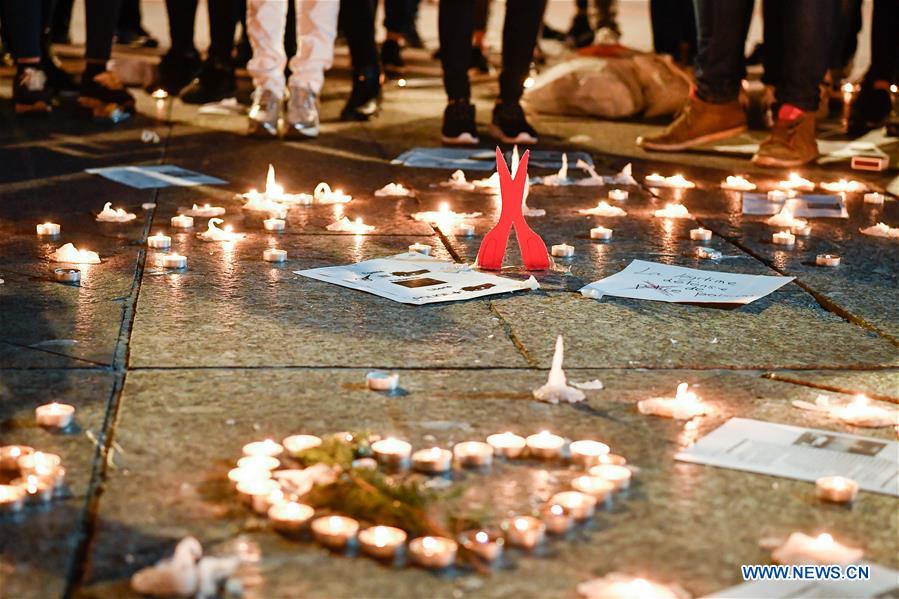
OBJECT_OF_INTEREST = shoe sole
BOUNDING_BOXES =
[284,126,319,140]
[247,123,279,138]
[751,153,819,168]
[77,97,133,123]
[638,125,747,151]
[488,124,537,145]
[442,133,479,146]
[15,102,52,114]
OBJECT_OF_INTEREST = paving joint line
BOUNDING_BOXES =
[762,372,898,404]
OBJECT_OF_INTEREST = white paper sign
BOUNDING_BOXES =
[86,165,226,189]
[704,563,899,598]
[676,418,899,496]
[742,194,848,218]
[296,253,537,305]
[580,260,793,305]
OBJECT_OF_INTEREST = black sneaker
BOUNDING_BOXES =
[181,59,236,104]
[848,84,894,134]
[405,26,424,49]
[381,39,405,75]
[541,22,566,41]
[490,101,538,145]
[147,50,201,96]
[41,57,79,96]
[441,100,479,145]
[234,35,252,69]
[13,66,53,114]
[79,70,135,123]
[566,13,594,48]
[469,46,492,76]
[340,66,382,121]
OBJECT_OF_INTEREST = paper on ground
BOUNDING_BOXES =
[742,194,849,218]
[702,563,899,599]
[295,252,538,305]
[391,147,593,171]
[580,260,792,305]
[676,418,899,496]
[86,165,226,189]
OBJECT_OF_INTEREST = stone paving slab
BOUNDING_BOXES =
[0,370,115,599]
[128,229,528,368]
[764,370,899,403]
[79,368,898,598]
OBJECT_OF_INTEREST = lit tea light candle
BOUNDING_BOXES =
[815,476,859,504]
[638,382,710,419]
[358,525,408,559]
[197,218,243,242]
[453,441,494,468]
[766,205,806,228]
[366,371,399,392]
[816,254,840,267]
[160,254,187,269]
[408,243,431,255]
[459,530,503,562]
[147,233,171,249]
[179,204,226,218]
[171,215,194,228]
[236,477,279,507]
[411,447,453,474]
[790,223,811,237]
[263,248,287,263]
[50,243,100,264]
[770,532,863,565]
[551,243,575,258]
[412,202,482,232]
[13,475,54,504]
[577,574,684,599]
[577,201,627,217]
[501,516,545,549]
[772,231,795,246]
[36,222,61,236]
[96,202,136,222]
[242,439,284,458]
[863,192,885,205]
[541,504,573,535]
[17,451,61,474]
[777,172,815,191]
[486,432,526,458]
[0,484,26,514]
[569,440,611,467]
[526,431,566,459]
[821,179,867,193]
[571,475,615,500]
[35,402,75,429]
[793,394,899,427]
[263,218,285,232]
[255,485,287,515]
[311,515,360,549]
[590,226,613,240]
[550,491,596,519]
[1,445,34,470]
[227,467,271,487]
[589,464,632,491]
[597,453,627,466]
[644,173,695,189]
[268,501,314,534]
[608,189,629,201]
[721,175,756,191]
[314,182,353,204]
[653,203,692,218]
[690,228,712,241]
[54,268,81,284]
[409,536,458,568]
[325,216,375,234]
[282,434,322,456]
[371,438,412,468]
[242,165,311,207]
[859,222,899,238]
[374,182,413,197]
[236,455,279,471]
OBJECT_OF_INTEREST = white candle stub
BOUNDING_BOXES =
[767,205,807,228]
[374,182,413,197]
[408,536,457,568]
[408,243,431,255]
[263,248,287,263]
[551,243,575,258]
[486,432,526,458]
[589,464,632,490]
[459,530,503,562]
[790,223,811,237]
[412,202,482,232]
[161,254,187,269]
[696,247,722,260]
[690,228,712,241]
[366,371,399,391]
[815,476,859,503]
[772,231,795,246]
[502,516,545,549]
[147,233,171,249]
[371,438,412,467]
[170,215,194,228]
[768,532,863,565]
[792,394,899,427]
[569,440,610,467]
[50,243,100,264]
[577,573,687,599]
[551,491,597,519]
[654,204,692,219]
[532,336,586,404]
[242,439,284,457]
[526,431,566,459]
[314,182,352,204]
[268,501,314,534]
[263,218,285,232]
[242,165,312,208]
[197,218,243,242]
[439,170,475,191]
[311,515,359,548]
[358,525,407,559]
[721,175,756,191]
[821,179,867,193]
[35,402,75,429]
[0,485,27,514]
[608,189,628,201]
[859,222,899,238]
[644,173,695,189]
[179,204,225,218]
[578,201,627,217]
[411,447,452,474]
[777,172,815,191]
[863,192,885,205]
[816,254,840,267]
[36,222,61,236]
[326,217,375,234]
[54,268,81,283]
[282,434,322,456]
[590,226,613,240]
[638,382,710,420]
[96,202,136,222]
[453,441,493,468]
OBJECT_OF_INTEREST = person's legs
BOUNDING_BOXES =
[181,0,240,104]
[849,0,898,131]
[81,0,136,122]
[567,0,594,47]
[594,0,618,33]
[246,0,288,97]
[152,0,200,94]
[470,0,491,75]
[0,0,53,112]
[165,0,198,56]
[438,0,478,143]
[382,0,410,73]
[50,0,75,44]
[339,0,381,120]
[208,0,239,64]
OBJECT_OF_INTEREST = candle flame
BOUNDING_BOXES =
[475,531,489,544]
[816,533,834,546]
[514,518,529,531]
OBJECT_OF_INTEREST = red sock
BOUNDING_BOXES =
[778,104,804,122]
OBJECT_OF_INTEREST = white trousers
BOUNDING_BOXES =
[246,0,339,97]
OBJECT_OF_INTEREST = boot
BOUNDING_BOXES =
[13,65,53,114]
[78,69,135,123]
[637,94,746,151]
[340,66,381,121]
[753,105,819,167]
[181,58,237,105]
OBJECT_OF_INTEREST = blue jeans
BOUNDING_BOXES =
[693,0,835,112]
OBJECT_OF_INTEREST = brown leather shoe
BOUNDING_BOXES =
[752,111,819,167]
[637,95,747,151]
